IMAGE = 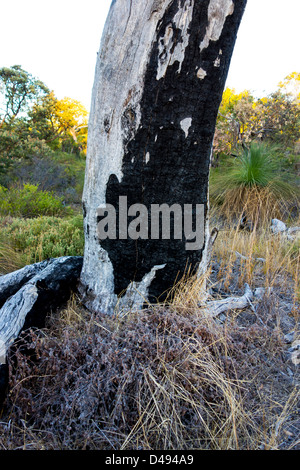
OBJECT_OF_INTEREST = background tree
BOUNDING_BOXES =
[0,66,88,178]
[278,71,300,102]
[0,66,50,173]
[260,90,300,148]
[29,92,88,154]
[213,72,300,160]
[0,65,49,129]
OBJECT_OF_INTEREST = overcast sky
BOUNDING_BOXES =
[0,0,299,110]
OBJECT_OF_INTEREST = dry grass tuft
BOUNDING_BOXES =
[214,185,294,228]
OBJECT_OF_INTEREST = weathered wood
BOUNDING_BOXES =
[205,283,254,318]
[0,256,83,353]
[0,259,51,308]
[0,256,83,403]
[80,0,247,314]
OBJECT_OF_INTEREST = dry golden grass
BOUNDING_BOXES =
[213,184,296,228]
[212,212,300,309]
[0,242,25,274]
[2,284,298,450]
[1,237,299,451]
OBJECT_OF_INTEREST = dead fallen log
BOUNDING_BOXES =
[0,259,52,308]
[0,256,83,403]
[205,283,254,319]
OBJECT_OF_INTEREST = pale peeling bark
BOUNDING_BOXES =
[0,257,83,403]
[0,259,51,308]
[80,0,247,314]
[0,256,83,358]
[205,283,254,318]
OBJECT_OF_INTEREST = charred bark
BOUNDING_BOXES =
[0,259,51,309]
[0,256,83,403]
[79,0,247,314]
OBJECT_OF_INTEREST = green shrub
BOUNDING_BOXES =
[0,184,69,218]
[0,215,84,266]
[4,152,86,204]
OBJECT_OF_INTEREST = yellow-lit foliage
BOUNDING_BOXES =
[218,87,251,116]
[29,91,88,152]
[54,96,88,141]
[278,71,300,102]
[214,73,300,157]
[214,88,265,154]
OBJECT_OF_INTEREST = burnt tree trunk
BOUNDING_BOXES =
[0,256,83,402]
[79,0,247,314]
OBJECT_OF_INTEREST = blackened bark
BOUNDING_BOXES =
[0,256,83,403]
[80,0,247,313]
[0,259,51,308]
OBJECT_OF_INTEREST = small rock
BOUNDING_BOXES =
[254,288,266,300]
[284,331,296,344]
[291,339,300,350]
[288,339,300,366]
[287,226,300,235]
[253,287,273,300]
[291,350,300,366]
[270,219,287,234]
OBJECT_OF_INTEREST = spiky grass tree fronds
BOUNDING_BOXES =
[210,142,299,225]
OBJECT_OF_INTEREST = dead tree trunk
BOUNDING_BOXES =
[79,0,247,314]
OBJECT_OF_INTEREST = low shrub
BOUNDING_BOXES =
[0,215,84,267]
[0,184,68,218]
[7,153,86,204]
[3,291,294,450]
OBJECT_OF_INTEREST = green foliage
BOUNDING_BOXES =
[212,143,293,189]
[213,74,300,160]
[0,65,88,174]
[0,124,53,172]
[261,91,300,147]
[0,65,49,126]
[2,152,85,204]
[0,184,68,218]
[51,151,86,199]
[0,215,84,266]
[210,142,299,223]
[0,66,52,169]
[28,91,88,155]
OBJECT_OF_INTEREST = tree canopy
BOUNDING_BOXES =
[213,72,300,159]
[0,65,49,128]
[0,65,88,172]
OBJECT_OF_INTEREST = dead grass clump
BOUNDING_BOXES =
[1,295,280,451]
[212,220,300,303]
[0,280,298,451]
[214,185,291,228]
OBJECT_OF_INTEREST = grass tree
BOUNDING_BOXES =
[210,142,299,226]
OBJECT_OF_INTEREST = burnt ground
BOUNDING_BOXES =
[207,255,300,450]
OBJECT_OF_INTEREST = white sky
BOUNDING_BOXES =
[0,0,299,110]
